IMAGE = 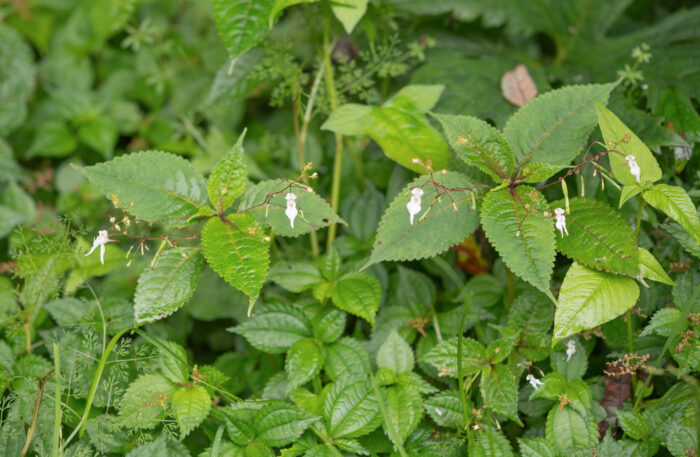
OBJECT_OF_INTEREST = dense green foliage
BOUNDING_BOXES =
[1,1,700,456]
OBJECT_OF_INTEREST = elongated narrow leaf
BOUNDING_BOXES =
[469,427,515,457]
[638,248,674,285]
[239,179,343,237]
[171,385,211,438]
[480,365,519,423]
[384,385,422,446]
[330,272,381,326]
[553,263,639,343]
[503,83,616,166]
[481,186,555,299]
[643,184,700,244]
[366,171,480,267]
[208,131,247,212]
[595,101,662,186]
[545,405,598,452]
[231,302,312,354]
[434,113,516,182]
[201,213,270,309]
[134,248,204,325]
[213,0,273,60]
[81,151,207,225]
[550,197,638,275]
[285,338,324,391]
[324,377,382,439]
[421,337,487,377]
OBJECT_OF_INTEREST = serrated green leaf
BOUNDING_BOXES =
[208,130,247,212]
[480,364,519,423]
[433,113,516,182]
[468,427,515,457]
[0,205,24,238]
[321,104,372,136]
[285,338,324,391]
[254,402,318,447]
[156,338,190,384]
[481,186,555,299]
[615,409,648,440]
[545,405,597,452]
[324,377,382,439]
[662,221,700,259]
[134,248,204,325]
[27,121,77,158]
[125,435,190,457]
[550,339,587,380]
[239,180,343,237]
[384,385,422,446]
[504,83,616,166]
[366,171,480,267]
[215,406,257,446]
[518,438,557,457]
[270,0,319,26]
[245,439,274,457]
[640,308,683,337]
[201,213,270,309]
[269,261,323,293]
[638,248,674,285]
[553,263,639,344]
[550,197,638,275]
[231,302,312,354]
[78,116,118,160]
[595,101,662,186]
[421,337,486,377]
[643,184,700,244]
[213,0,273,60]
[324,337,371,382]
[81,151,207,225]
[332,0,368,33]
[311,307,346,343]
[619,185,642,208]
[376,330,414,375]
[172,385,211,437]
[424,390,467,428]
[518,161,567,183]
[118,374,175,429]
[43,298,91,327]
[330,272,381,326]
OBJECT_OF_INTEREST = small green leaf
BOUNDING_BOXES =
[480,364,519,423]
[421,337,486,377]
[518,161,567,183]
[311,307,346,343]
[156,339,190,384]
[595,101,662,186]
[0,205,26,238]
[553,263,639,344]
[215,406,257,446]
[270,0,318,26]
[545,405,597,452]
[324,377,382,439]
[118,374,175,429]
[81,151,207,225]
[424,391,467,428]
[321,104,372,136]
[640,308,683,337]
[383,385,422,446]
[615,409,648,440]
[27,121,77,158]
[269,261,323,293]
[662,221,700,259]
[638,248,674,285]
[213,0,273,60]
[643,184,700,245]
[324,337,371,382]
[518,438,558,457]
[208,130,247,212]
[78,116,118,159]
[171,385,211,437]
[201,213,270,310]
[619,185,642,208]
[330,272,381,326]
[376,330,414,375]
[125,436,190,457]
[285,338,324,391]
[245,439,274,457]
[332,0,368,33]
[231,302,312,354]
[469,427,515,457]
[386,85,444,113]
[254,402,319,447]
[134,248,204,325]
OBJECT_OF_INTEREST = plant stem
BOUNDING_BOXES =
[457,294,473,425]
[51,343,62,457]
[211,425,224,457]
[370,374,409,457]
[23,371,52,456]
[322,14,343,249]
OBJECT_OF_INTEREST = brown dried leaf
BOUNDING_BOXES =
[501,64,537,107]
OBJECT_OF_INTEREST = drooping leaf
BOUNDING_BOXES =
[270,1,319,26]
[553,263,639,344]
[643,184,700,244]
[80,151,207,225]
[433,113,516,182]
[503,83,616,166]
[595,101,662,186]
[324,377,382,439]
[201,213,270,309]
[208,130,247,212]
[231,302,312,354]
[330,272,381,326]
[383,385,423,446]
[134,248,204,325]
[480,365,519,423]
[481,186,556,299]
[285,338,324,391]
[366,171,480,267]
[637,248,674,285]
[332,0,369,33]
[213,0,273,60]
[376,330,414,375]
[550,197,638,276]
[254,402,319,447]
[421,337,486,377]
[239,179,344,237]
[619,185,642,208]
[171,385,211,437]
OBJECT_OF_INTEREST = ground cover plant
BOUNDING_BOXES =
[0,0,699,456]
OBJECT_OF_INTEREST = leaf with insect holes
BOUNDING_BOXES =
[201,213,270,311]
[208,130,247,212]
[365,171,480,268]
[549,197,638,276]
[239,179,344,237]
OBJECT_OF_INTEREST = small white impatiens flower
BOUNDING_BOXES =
[285,193,298,228]
[85,230,112,265]
[566,339,576,362]
[554,208,568,238]
[406,187,424,225]
[526,374,544,391]
[624,155,641,183]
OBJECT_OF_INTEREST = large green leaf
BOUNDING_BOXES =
[433,113,516,182]
[553,263,639,343]
[134,248,204,325]
[213,0,273,60]
[421,337,487,377]
[231,302,312,354]
[324,377,382,439]
[330,272,381,326]
[595,101,662,186]
[201,213,270,310]
[480,365,519,423]
[171,385,211,438]
[383,385,422,447]
[208,131,247,212]
[643,184,700,244]
[332,0,369,33]
[81,151,207,225]
[550,197,638,276]
[254,402,318,447]
[503,83,616,167]
[545,405,597,452]
[365,171,480,267]
[239,179,344,237]
[481,186,556,299]
[285,338,324,391]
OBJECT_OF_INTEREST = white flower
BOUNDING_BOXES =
[566,339,576,362]
[624,155,641,183]
[85,230,112,265]
[526,374,544,391]
[406,187,424,225]
[285,193,298,228]
[554,208,568,238]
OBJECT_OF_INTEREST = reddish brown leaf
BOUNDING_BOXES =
[501,64,537,106]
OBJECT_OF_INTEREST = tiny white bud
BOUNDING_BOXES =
[406,188,424,225]
[554,208,568,238]
[285,193,298,228]
[624,155,641,184]
[526,374,544,391]
[566,339,576,362]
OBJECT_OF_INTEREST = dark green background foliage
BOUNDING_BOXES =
[0,0,699,456]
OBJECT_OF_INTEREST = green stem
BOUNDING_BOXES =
[312,426,344,457]
[457,294,473,425]
[51,343,62,457]
[211,425,225,457]
[370,374,409,457]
